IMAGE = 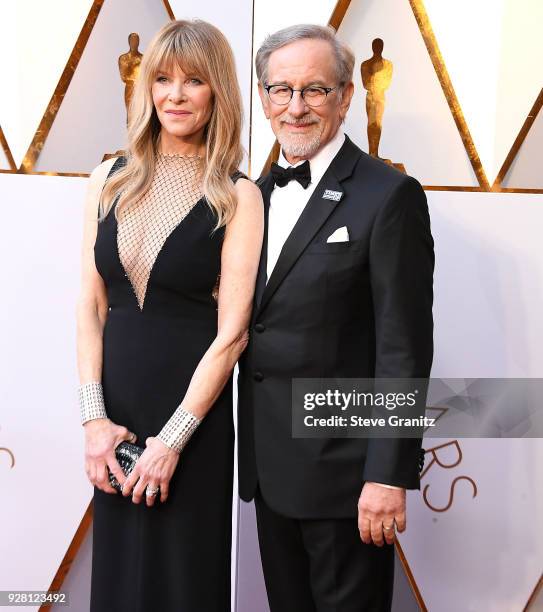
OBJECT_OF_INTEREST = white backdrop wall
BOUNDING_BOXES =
[400,192,543,611]
[0,1,541,611]
[0,173,90,606]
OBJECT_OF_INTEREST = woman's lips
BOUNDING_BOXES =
[165,110,192,116]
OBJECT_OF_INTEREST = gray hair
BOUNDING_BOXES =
[255,24,355,88]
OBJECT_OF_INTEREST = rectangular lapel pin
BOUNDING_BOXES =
[322,189,343,202]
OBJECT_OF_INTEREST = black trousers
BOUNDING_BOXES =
[254,487,395,612]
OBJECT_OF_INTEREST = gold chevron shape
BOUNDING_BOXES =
[408,0,488,189]
[33,0,172,175]
[260,0,488,189]
[420,0,543,194]
[0,125,16,172]
[493,88,543,193]
[37,502,93,612]
[337,0,487,188]
[19,1,105,174]
[524,573,543,611]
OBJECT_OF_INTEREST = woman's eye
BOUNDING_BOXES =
[188,78,202,85]
[156,76,168,83]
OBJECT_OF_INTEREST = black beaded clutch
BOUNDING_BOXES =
[108,441,144,492]
[419,448,426,473]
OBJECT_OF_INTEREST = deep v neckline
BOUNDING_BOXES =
[112,152,205,312]
[114,196,206,313]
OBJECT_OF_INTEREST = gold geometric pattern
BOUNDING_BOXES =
[37,502,93,612]
[525,573,543,611]
[19,0,105,175]
[1,0,537,192]
[492,88,543,193]
[162,0,175,19]
[0,125,16,172]
[260,0,540,194]
[395,538,428,611]
[408,0,490,190]
[1,0,539,609]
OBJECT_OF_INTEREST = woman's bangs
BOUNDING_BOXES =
[153,36,206,81]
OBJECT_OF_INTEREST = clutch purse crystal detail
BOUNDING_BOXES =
[108,441,144,492]
[419,448,426,474]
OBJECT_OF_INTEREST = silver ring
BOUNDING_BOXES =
[146,486,159,496]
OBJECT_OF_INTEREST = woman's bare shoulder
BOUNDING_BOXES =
[89,157,120,187]
[233,175,263,207]
[87,157,122,208]
[84,157,121,220]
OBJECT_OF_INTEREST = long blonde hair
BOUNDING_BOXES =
[99,20,243,230]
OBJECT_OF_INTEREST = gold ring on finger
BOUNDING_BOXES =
[383,522,395,531]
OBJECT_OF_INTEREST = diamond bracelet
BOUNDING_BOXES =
[79,381,108,425]
[156,405,201,454]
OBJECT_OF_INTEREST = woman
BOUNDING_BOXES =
[76,20,263,612]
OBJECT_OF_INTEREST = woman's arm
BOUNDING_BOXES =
[76,158,136,493]
[170,177,264,419]
[121,176,264,505]
[76,158,116,383]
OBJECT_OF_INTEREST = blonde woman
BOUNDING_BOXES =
[76,20,263,612]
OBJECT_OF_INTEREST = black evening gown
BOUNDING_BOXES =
[91,155,243,612]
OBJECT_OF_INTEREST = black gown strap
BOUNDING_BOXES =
[98,156,127,219]
[107,155,127,179]
[231,170,249,184]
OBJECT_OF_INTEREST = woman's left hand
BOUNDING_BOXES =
[121,436,180,506]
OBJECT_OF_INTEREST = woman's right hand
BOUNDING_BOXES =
[84,418,137,494]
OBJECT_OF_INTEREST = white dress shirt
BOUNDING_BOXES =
[265,129,403,493]
[266,128,346,281]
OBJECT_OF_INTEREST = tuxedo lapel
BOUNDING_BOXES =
[253,173,274,313]
[256,135,362,317]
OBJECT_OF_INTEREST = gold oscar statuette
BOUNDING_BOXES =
[103,33,143,162]
[361,38,405,173]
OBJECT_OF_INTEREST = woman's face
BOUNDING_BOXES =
[152,63,213,146]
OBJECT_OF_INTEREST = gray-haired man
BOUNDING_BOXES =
[237,24,434,611]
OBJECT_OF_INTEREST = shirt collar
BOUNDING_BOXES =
[277,128,346,185]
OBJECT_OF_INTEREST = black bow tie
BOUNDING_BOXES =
[270,160,311,189]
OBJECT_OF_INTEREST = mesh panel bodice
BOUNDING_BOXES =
[116,153,203,311]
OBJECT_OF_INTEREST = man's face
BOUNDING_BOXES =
[258,38,354,162]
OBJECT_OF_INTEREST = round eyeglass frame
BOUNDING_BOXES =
[264,84,338,107]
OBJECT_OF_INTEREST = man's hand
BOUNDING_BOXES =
[357,482,406,546]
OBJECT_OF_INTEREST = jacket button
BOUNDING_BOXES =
[253,371,264,382]
[254,323,265,333]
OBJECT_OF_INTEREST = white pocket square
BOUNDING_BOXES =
[326,226,349,243]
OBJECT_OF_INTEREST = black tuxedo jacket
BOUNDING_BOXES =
[237,135,434,519]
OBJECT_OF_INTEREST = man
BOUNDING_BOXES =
[238,24,434,612]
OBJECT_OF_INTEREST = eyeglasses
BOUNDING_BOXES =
[264,84,338,108]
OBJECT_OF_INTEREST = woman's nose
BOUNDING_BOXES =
[168,83,187,103]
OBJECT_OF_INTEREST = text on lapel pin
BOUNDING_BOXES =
[322,189,343,202]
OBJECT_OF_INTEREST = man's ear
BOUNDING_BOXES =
[339,81,355,120]
[258,82,271,119]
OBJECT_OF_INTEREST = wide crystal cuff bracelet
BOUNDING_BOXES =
[79,381,108,425]
[156,406,201,454]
